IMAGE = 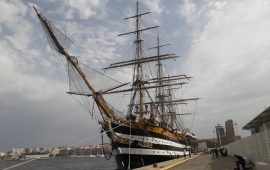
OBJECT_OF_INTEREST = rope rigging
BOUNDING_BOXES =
[32,4,200,170]
[101,129,113,160]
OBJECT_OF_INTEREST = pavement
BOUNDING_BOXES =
[135,154,237,170]
[135,154,200,170]
[170,154,212,170]
[211,155,236,170]
[170,154,236,170]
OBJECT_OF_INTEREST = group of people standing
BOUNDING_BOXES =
[212,148,228,158]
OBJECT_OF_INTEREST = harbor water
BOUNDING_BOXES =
[0,157,117,170]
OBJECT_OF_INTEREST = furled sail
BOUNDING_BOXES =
[67,60,128,96]
[36,9,73,54]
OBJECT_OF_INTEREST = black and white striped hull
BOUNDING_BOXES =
[107,122,190,169]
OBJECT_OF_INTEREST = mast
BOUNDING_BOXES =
[135,0,144,120]
[148,35,200,129]
[168,85,175,129]
[148,35,170,123]
[33,6,116,120]
[116,0,158,121]
[156,35,165,122]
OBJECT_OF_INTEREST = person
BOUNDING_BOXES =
[219,148,224,157]
[214,148,219,158]
[211,149,215,157]
[223,148,228,157]
[234,154,246,170]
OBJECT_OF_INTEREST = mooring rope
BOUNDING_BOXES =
[101,132,112,160]
[2,158,38,170]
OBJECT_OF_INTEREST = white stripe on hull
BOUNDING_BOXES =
[118,147,190,156]
[115,132,189,149]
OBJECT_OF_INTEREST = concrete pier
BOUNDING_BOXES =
[135,154,199,170]
[135,154,241,170]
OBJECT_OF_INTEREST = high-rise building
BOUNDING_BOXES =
[215,124,226,146]
[225,119,236,143]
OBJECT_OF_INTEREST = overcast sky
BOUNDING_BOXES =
[1,0,270,152]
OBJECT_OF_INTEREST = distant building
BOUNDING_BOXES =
[50,148,60,156]
[75,147,82,156]
[0,152,5,156]
[198,142,207,151]
[25,148,31,154]
[215,124,227,146]
[32,147,40,154]
[39,146,49,153]
[11,148,25,154]
[59,148,68,157]
[243,106,270,134]
[225,119,236,143]
[84,147,92,156]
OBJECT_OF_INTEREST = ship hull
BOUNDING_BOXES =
[105,122,190,169]
[114,154,178,170]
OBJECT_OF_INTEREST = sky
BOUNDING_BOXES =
[1,0,270,152]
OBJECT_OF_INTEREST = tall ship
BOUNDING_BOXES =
[33,1,198,169]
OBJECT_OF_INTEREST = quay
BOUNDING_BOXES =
[135,107,270,170]
[135,154,238,170]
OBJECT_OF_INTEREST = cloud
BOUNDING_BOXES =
[0,0,27,24]
[142,0,163,15]
[66,0,108,20]
[180,0,270,138]
[54,20,128,69]
[179,0,197,23]
[0,0,108,151]
[0,0,33,52]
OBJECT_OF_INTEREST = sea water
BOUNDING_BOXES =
[0,157,117,170]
